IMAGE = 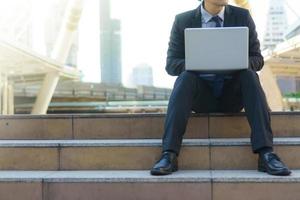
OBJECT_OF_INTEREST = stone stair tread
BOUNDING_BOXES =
[1,112,300,140]
[1,112,300,119]
[0,170,299,183]
[0,138,300,147]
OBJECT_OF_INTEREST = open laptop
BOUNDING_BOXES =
[184,27,249,72]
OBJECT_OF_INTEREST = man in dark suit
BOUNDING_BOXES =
[150,0,291,176]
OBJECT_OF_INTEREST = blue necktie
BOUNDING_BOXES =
[211,16,222,27]
[210,16,224,98]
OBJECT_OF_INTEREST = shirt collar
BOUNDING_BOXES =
[201,2,225,24]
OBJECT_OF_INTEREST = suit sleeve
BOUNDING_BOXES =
[165,16,186,76]
[247,11,264,71]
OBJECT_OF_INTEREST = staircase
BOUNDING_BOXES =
[0,112,300,200]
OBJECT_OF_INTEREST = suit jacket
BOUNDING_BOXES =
[165,4,264,76]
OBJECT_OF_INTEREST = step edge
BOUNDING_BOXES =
[0,170,299,183]
[0,138,300,147]
[1,111,300,120]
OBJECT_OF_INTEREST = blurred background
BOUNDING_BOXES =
[0,0,299,114]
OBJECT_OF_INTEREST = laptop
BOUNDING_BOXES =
[184,27,249,72]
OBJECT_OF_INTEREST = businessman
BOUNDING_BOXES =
[150,0,291,176]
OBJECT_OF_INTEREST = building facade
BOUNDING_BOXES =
[262,0,288,50]
[130,64,154,87]
[100,0,122,85]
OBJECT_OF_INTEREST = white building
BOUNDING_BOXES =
[0,0,33,46]
[44,0,79,67]
[0,0,78,67]
[262,0,288,50]
[262,0,295,95]
[130,64,154,87]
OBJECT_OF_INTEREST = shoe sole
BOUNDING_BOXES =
[150,167,178,176]
[258,166,291,176]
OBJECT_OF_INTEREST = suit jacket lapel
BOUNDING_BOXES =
[223,5,236,27]
[189,5,202,28]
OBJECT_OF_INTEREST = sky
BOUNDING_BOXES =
[1,0,299,88]
[76,0,300,89]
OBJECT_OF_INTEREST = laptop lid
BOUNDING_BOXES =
[184,27,249,72]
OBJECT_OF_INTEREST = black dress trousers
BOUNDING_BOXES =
[162,69,273,155]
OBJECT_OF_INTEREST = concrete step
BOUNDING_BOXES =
[1,112,300,139]
[0,170,300,200]
[0,138,299,170]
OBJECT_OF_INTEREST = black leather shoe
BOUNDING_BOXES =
[258,152,291,176]
[150,151,178,176]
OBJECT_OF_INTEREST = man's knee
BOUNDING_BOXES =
[238,69,259,82]
[172,71,199,96]
[175,71,199,85]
